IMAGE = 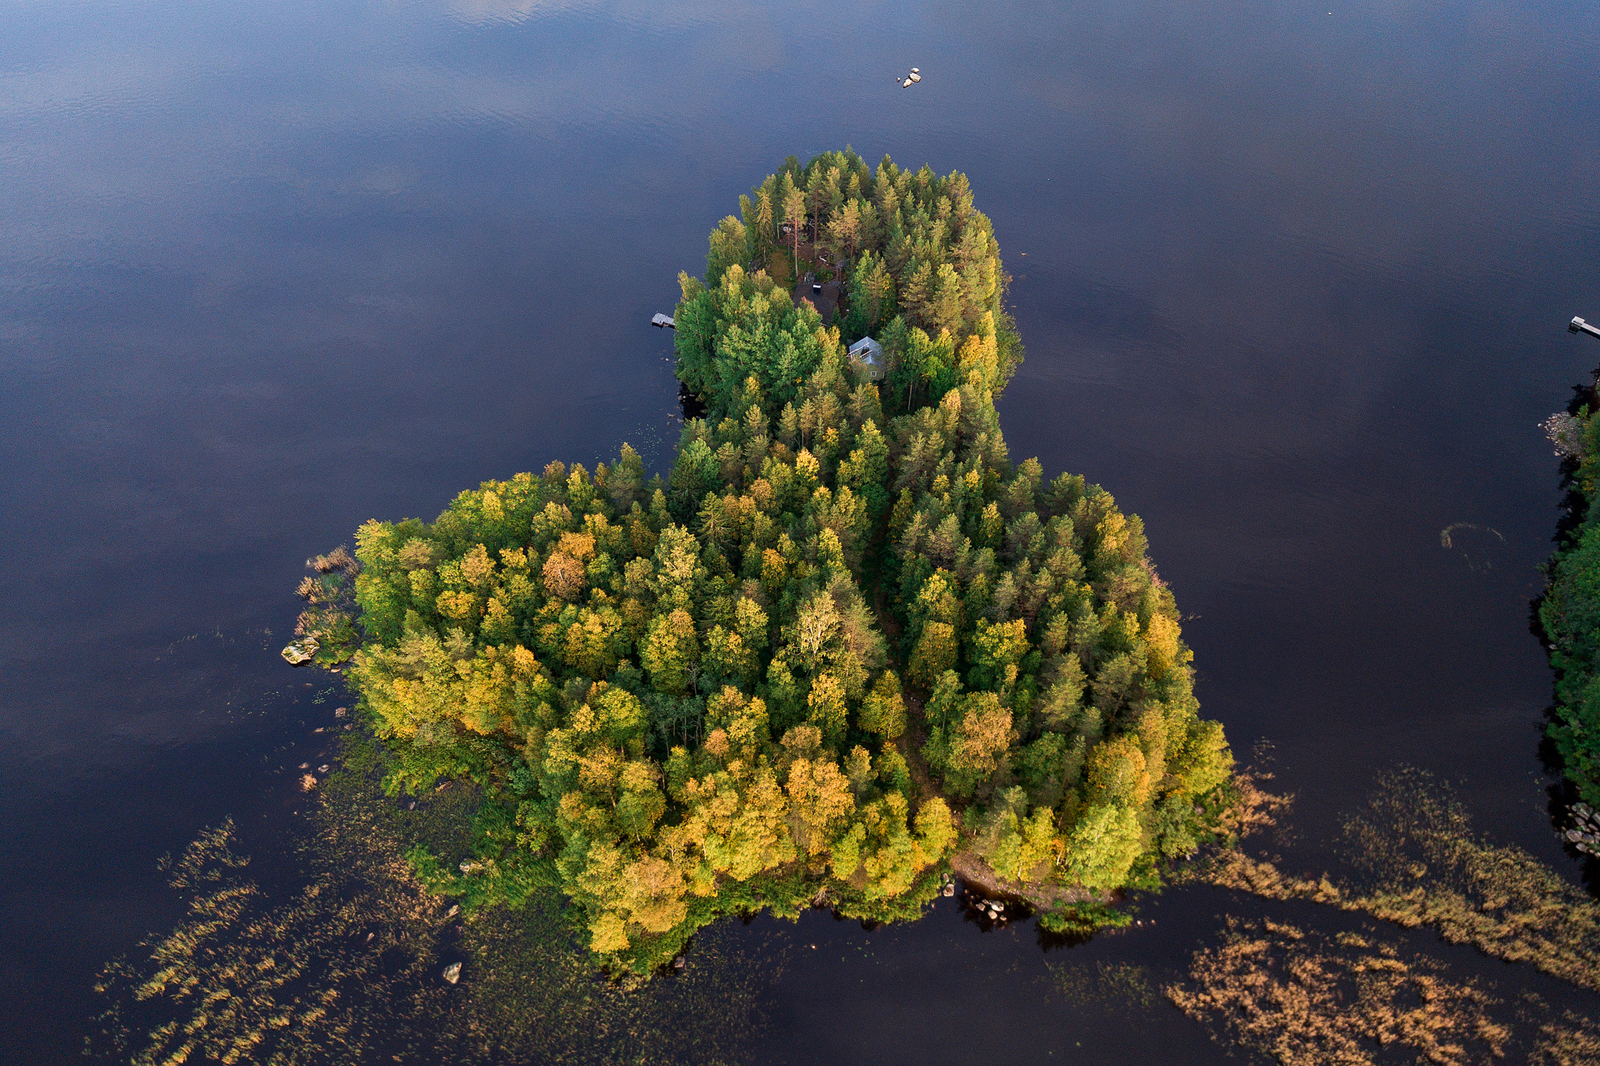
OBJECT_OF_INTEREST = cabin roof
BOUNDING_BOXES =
[847,336,883,361]
[847,336,885,380]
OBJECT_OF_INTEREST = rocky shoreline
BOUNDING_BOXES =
[948,850,1111,912]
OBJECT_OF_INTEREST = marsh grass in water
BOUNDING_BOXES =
[1168,918,1600,1066]
[90,734,779,1066]
[1529,1006,1600,1066]
[290,549,361,667]
[1169,918,1515,1066]
[1167,766,1600,1063]
[90,787,448,1065]
[1194,767,1600,993]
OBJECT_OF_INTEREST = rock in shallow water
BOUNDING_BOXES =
[280,637,319,665]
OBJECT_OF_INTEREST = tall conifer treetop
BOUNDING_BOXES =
[332,151,1232,973]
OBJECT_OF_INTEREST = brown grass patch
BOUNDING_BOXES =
[1167,918,1510,1066]
[1195,769,1600,995]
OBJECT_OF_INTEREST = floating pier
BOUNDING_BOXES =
[652,313,675,329]
[1571,316,1600,341]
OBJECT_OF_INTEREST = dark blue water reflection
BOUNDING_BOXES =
[3,0,1600,1060]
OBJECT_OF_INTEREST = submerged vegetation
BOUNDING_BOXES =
[97,749,1600,1064]
[91,735,777,1065]
[1170,918,1513,1066]
[330,151,1232,972]
[285,548,362,668]
[1169,767,1600,1064]
[1193,767,1600,993]
[1047,959,1159,1018]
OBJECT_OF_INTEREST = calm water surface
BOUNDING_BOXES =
[3,0,1599,1061]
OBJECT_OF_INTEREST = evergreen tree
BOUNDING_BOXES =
[781,172,804,282]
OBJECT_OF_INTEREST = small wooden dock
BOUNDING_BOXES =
[652,313,675,329]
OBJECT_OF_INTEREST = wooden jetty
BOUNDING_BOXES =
[652,313,675,329]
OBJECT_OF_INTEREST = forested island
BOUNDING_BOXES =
[310,151,1235,973]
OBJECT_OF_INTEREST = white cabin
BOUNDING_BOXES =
[847,336,885,381]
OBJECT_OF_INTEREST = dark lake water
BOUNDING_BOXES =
[4,0,1600,1061]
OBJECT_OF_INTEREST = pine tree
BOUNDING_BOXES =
[781,172,804,282]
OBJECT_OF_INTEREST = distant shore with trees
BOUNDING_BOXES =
[306,151,1235,973]
[1539,401,1600,828]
